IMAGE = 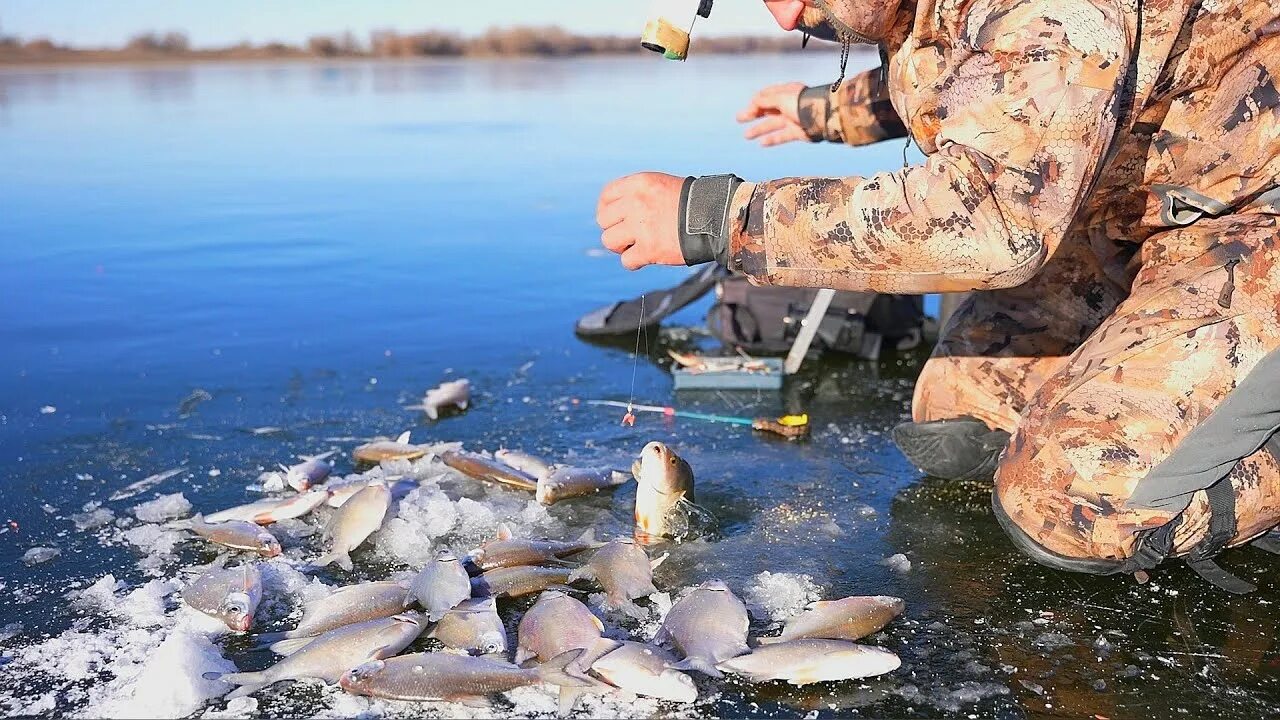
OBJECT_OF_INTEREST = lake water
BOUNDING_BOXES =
[1,57,1277,718]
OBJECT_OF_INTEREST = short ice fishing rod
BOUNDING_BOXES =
[585,399,809,439]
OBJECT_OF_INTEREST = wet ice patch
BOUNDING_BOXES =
[743,571,823,623]
[21,547,60,566]
[133,493,192,523]
[882,553,912,573]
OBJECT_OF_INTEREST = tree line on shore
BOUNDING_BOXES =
[0,26,826,64]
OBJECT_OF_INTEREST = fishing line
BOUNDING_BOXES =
[623,294,646,426]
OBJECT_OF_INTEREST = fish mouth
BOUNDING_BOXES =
[231,615,253,632]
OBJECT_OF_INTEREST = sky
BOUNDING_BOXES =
[0,1,787,47]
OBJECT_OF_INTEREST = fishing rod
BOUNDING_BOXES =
[584,399,809,438]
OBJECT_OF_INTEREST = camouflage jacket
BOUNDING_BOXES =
[727,0,1280,293]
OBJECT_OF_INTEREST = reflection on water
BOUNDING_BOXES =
[0,57,1275,718]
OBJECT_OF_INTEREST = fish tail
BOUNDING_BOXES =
[269,637,315,656]
[314,552,352,571]
[667,657,724,679]
[206,670,269,698]
[535,650,607,688]
[251,631,289,647]
[425,406,439,420]
[566,566,593,583]
[576,527,598,547]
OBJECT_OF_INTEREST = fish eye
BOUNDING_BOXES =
[484,642,500,653]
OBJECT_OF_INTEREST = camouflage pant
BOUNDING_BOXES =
[914,215,1280,564]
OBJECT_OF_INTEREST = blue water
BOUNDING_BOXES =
[1,57,1276,718]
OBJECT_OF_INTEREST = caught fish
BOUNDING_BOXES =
[590,641,697,703]
[515,590,610,668]
[109,467,186,502]
[440,451,537,492]
[761,595,905,644]
[280,451,336,492]
[256,580,409,649]
[493,449,554,479]
[315,483,391,571]
[177,388,212,417]
[470,565,573,599]
[427,597,507,656]
[716,639,901,685]
[206,490,327,525]
[405,378,471,420]
[535,466,631,505]
[338,650,595,708]
[653,580,749,678]
[405,550,472,621]
[569,538,664,619]
[465,525,597,572]
[208,612,426,699]
[632,442,710,544]
[352,431,426,465]
[186,515,281,557]
[182,562,262,632]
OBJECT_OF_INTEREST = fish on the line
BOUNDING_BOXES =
[632,442,712,544]
[404,378,471,420]
[182,561,262,632]
[314,483,392,571]
[185,514,281,557]
[715,638,902,685]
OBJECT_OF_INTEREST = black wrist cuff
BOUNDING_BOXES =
[678,174,743,266]
[798,85,833,142]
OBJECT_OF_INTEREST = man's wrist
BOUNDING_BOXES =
[797,85,832,142]
[678,174,744,266]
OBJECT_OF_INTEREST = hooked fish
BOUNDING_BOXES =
[515,590,610,668]
[186,515,281,557]
[182,562,262,632]
[535,466,631,506]
[715,639,901,685]
[208,612,426,699]
[440,451,538,492]
[427,597,507,656]
[569,538,664,619]
[493,448,554,479]
[653,580,749,678]
[405,549,472,621]
[338,650,595,708]
[470,565,573,599]
[353,431,426,465]
[405,379,471,420]
[590,641,697,703]
[280,451,336,492]
[315,483,391,571]
[761,595,905,644]
[632,442,708,544]
[205,490,327,525]
[465,525,597,572]
[255,580,409,649]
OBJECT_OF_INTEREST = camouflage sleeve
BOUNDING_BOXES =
[797,68,907,146]
[727,0,1129,293]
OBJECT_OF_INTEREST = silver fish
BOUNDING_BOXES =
[257,580,409,649]
[465,525,597,572]
[470,565,572,599]
[109,467,186,502]
[206,490,327,525]
[653,580,749,678]
[569,538,664,618]
[339,650,594,708]
[405,549,472,621]
[187,515,281,557]
[280,451,336,492]
[405,379,471,420]
[514,590,608,667]
[427,597,507,656]
[632,442,703,544]
[535,466,631,505]
[493,449,555,479]
[761,596,905,644]
[590,641,697,703]
[716,639,901,685]
[315,483,391,571]
[352,431,426,465]
[441,450,537,491]
[182,562,262,632]
[208,612,425,699]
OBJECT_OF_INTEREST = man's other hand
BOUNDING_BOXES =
[737,82,807,147]
[597,172,686,271]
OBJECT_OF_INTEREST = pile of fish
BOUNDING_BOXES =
[165,382,905,712]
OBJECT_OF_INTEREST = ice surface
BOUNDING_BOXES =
[91,628,236,719]
[21,547,60,566]
[743,571,823,623]
[133,493,193,523]
[72,503,116,532]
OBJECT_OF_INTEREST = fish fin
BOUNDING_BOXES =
[544,584,578,595]
[425,406,439,420]
[557,688,583,717]
[650,552,669,570]
[450,695,491,709]
[302,450,337,462]
[457,399,469,410]
[575,527,599,547]
[535,649,610,690]
[652,625,671,647]
[615,599,648,622]
[589,614,605,632]
[269,637,315,656]
[313,552,351,571]
[252,631,288,647]
[514,647,534,666]
[396,431,412,444]
[496,523,513,541]
[566,566,594,583]
[667,657,724,679]
[754,635,785,646]
[209,671,268,697]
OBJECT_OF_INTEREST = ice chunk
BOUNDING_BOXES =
[122,524,184,558]
[92,628,236,719]
[744,571,823,623]
[0,622,23,645]
[201,696,258,718]
[133,493,192,523]
[21,547,60,566]
[882,553,912,573]
[374,485,458,567]
[72,505,116,531]
[77,574,125,610]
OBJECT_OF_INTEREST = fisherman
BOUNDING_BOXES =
[598,0,1280,590]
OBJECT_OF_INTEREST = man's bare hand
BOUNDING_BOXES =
[596,172,687,271]
[737,82,808,147]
